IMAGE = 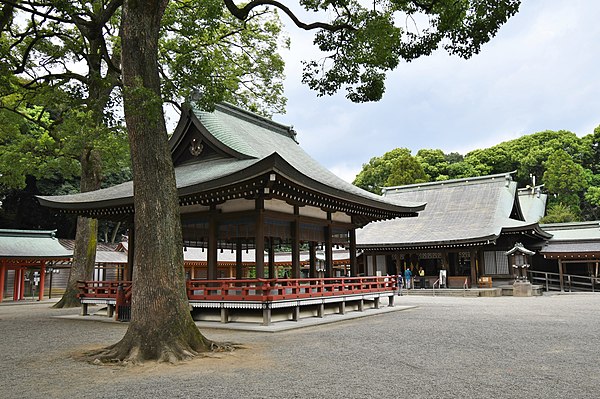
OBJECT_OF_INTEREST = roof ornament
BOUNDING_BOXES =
[189,138,203,157]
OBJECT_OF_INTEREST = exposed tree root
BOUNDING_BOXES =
[84,335,243,366]
[52,293,81,309]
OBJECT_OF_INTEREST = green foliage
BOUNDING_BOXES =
[540,202,579,224]
[543,150,589,195]
[0,0,288,205]
[416,149,448,181]
[0,86,129,191]
[462,130,585,186]
[299,0,520,102]
[542,149,588,213]
[353,148,427,193]
[161,0,288,116]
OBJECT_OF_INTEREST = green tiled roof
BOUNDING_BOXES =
[38,103,424,218]
[193,103,421,208]
[0,229,72,259]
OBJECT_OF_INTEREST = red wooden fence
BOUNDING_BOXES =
[78,276,398,303]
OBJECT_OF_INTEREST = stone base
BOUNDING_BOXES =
[512,281,532,297]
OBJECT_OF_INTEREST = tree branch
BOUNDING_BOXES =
[222,0,356,32]
[0,1,16,31]
[4,0,74,25]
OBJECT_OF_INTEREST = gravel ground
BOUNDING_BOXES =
[0,293,599,399]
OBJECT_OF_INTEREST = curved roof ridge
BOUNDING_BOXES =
[383,171,517,194]
[0,229,57,238]
[214,103,297,141]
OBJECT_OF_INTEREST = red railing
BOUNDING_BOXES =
[78,276,398,303]
[77,280,132,299]
[187,276,397,301]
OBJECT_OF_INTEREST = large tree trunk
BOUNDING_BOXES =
[54,15,115,308]
[89,0,211,363]
[54,149,101,308]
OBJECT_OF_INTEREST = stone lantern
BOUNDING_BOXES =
[505,242,535,296]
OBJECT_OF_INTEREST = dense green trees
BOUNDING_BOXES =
[353,127,600,222]
[353,148,427,193]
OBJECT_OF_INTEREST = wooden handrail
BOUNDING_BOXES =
[78,276,398,302]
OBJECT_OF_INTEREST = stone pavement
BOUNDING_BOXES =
[1,293,599,399]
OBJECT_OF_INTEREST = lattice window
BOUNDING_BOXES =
[483,251,510,275]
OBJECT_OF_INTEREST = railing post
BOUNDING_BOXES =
[545,273,549,292]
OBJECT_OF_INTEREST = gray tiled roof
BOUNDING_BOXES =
[540,241,600,254]
[540,221,600,254]
[357,173,549,248]
[0,230,72,259]
[38,103,424,216]
[517,186,547,223]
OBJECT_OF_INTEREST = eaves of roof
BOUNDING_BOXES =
[0,229,72,259]
[500,221,553,239]
[356,234,499,251]
[37,153,424,219]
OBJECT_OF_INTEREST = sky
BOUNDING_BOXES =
[272,0,600,183]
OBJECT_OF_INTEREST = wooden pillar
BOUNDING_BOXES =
[255,198,265,278]
[309,241,317,278]
[291,219,300,279]
[0,259,5,302]
[13,268,19,300]
[395,253,402,276]
[235,239,243,279]
[324,225,333,278]
[470,250,477,288]
[268,237,275,278]
[20,268,25,299]
[372,254,378,276]
[208,212,218,280]
[38,261,46,301]
[558,258,564,292]
[349,229,357,277]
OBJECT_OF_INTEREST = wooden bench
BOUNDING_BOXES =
[477,276,492,288]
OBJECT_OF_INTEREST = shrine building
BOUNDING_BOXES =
[356,172,552,288]
[37,103,425,324]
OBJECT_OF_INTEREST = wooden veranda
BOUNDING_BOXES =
[78,275,399,325]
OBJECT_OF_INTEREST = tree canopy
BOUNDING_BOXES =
[353,148,427,193]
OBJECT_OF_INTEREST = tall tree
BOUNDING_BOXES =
[543,149,589,216]
[0,0,287,308]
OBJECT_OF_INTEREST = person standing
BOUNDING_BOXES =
[439,265,447,288]
[404,267,412,290]
[418,267,426,288]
